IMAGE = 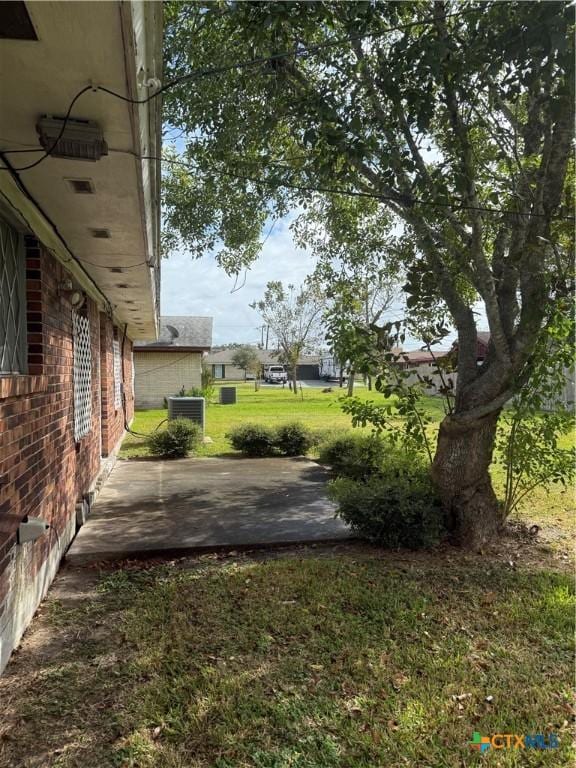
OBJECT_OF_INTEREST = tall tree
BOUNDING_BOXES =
[251,281,324,393]
[231,345,261,380]
[163,1,574,546]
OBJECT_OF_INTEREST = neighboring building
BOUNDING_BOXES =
[0,1,162,672]
[134,316,213,408]
[205,347,321,381]
[394,349,455,394]
[398,332,574,408]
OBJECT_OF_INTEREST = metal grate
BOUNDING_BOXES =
[73,311,92,441]
[168,397,205,431]
[0,218,27,373]
[113,338,122,409]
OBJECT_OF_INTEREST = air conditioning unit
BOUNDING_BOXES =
[219,386,237,405]
[168,397,205,432]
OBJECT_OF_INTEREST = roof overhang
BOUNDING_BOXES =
[134,347,209,353]
[0,1,162,339]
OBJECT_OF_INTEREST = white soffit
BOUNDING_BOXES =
[0,0,162,340]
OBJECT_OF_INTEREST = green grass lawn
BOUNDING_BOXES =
[120,384,446,459]
[1,549,573,767]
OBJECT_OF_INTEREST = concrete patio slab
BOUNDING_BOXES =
[66,457,352,564]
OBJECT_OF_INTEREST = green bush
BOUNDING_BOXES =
[228,423,277,457]
[275,422,313,456]
[148,418,202,458]
[318,432,388,480]
[328,455,445,549]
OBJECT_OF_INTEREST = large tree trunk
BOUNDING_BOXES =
[431,411,504,548]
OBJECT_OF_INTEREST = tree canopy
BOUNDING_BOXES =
[162,0,574,544]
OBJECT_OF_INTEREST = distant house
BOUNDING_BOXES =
[393,348,455,394]
[205,347,321,381]
[134,316,213,408]
[398,332,574,409]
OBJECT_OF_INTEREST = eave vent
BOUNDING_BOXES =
[90,228,111,239]
[66,178,94,194]
[37,116,108,162]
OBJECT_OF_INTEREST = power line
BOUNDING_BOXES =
[76,257,151,270]
[150,155,574,223]
[0,7,481,172]
[135,350,202,376]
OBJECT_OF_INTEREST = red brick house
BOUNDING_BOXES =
[0,1,162,671]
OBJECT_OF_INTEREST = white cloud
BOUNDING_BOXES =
[161,214,489,350]
[161,217,318,345]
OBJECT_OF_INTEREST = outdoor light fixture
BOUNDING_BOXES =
[37,116,108,161]
[58,279,85,309]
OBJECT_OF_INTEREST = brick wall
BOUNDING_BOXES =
[133,350,202,409]
[0,237,134,672]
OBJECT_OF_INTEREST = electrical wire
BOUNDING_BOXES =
[134,349,206,377]
[120,321,169,439]
[0,7,484,172]
[76,257,151,270]
[2,85,93,171]
[147,156,574,223]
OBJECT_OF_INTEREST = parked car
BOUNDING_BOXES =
[264,365,288,384]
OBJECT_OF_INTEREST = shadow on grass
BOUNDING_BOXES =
[1,554,573,768]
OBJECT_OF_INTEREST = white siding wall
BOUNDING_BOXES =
[134,351,202,409]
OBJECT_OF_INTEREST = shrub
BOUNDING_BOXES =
[228,423,277,457]
[318,432,388,480]
[328,455,445,549]
[148,418,202,458]
[275,422,313,456]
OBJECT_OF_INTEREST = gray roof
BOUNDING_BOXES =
[135,316,213,350]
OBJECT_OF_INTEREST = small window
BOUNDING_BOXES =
[113,338,122,409]
[73,310,92,441]
[0,218,27,374]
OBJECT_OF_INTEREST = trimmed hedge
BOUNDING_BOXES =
[328,452,445,549]
[318,433,388,480]
[275,422,314,456]
[148,418,202,458]
[227,422,314,457]
[228,424,277,457]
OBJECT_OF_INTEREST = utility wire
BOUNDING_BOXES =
[76,257,151,270]
[135,349,205,376]
[0,7,482,172]
[146,155,574,223]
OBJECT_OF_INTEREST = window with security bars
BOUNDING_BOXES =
[0,218,27,374]
[73,310,92,441]
[113,338,122,409]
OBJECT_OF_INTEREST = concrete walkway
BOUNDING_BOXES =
[67,457,352,564]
